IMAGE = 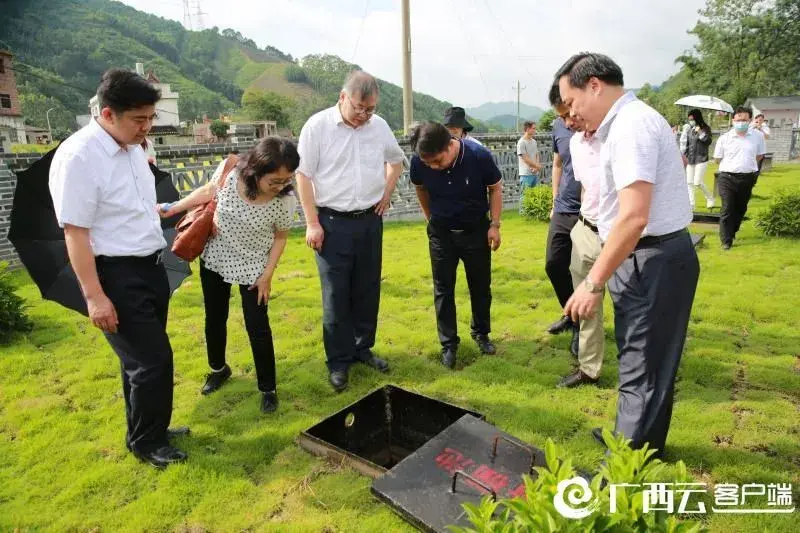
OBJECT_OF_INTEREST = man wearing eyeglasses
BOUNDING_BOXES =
[296,70,405,392]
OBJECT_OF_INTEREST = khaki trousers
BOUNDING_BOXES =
[569,218,605,379]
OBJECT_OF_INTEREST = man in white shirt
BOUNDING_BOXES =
[714,106,767,250]
[296,71,405,392]
[751,113,771,139]
[516,121,541,193]
[558,119,605,389]
[49,69,187,468]
[558,53,699,458]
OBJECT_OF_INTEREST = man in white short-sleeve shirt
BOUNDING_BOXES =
[557,53,700,458]
[714,107,767,250]
[296,70,404,392]
[49,69,186,468]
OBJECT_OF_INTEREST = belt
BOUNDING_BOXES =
[635,228,687,249]
[430,217,489,233]
[318,206,375,219]
[578,214,599,233]
[96,250,165,265]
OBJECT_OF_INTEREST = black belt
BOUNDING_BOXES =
[578,214,599,233]
[430,217,488,233]
[635,229,687,249]
[318,206,375,219]
[96,250,165,265]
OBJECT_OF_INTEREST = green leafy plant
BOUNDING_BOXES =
[755,189,800,237]
[520,186,553,222]
[0,262,33,344]
[450,431,705,533]
[209,119,229,141]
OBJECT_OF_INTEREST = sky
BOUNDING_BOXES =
[119,0,707,109]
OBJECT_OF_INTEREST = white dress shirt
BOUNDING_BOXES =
[569,131,603,223]
[595,92,692,241]
[49,120,166,257]
[714,129,767,173]
[297,105,405,212]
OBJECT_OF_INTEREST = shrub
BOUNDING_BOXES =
[450,431,705,533]
[0,262,33,344]
[520,185,553,222]
[756,189,800,237]
[11,143,54,154]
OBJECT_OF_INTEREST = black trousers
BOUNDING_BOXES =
[717,172,757,246]
[315,211,383,372]
[608,231,699,454]
[427,221,491,348]
[200,262,276,392]
[546,212,579,308]
[96,255,173,455]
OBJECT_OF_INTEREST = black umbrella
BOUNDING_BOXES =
[8,146,191,316]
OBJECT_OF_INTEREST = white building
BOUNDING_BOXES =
[744,96,800,128]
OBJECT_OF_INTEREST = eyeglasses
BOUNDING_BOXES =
[346,94,377,116]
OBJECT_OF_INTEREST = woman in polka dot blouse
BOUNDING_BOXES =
[162,137,299,413]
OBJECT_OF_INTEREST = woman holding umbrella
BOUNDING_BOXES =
[680,108,715,210]
[161,137,298,413]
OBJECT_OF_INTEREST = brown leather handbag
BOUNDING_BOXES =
[171,154,240,261]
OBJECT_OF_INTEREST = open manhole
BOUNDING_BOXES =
[298,385,484,478]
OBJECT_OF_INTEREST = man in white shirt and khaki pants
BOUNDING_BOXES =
[296,71,405,392]
[558,53,700,458]
[49,69,187,468]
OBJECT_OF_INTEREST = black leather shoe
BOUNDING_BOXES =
[472,334,496,355]
[570,326,580,358]
[260,391,279,413]
[441,345,457,369]
[360,355,390,373]
[557,369,598,388]
[134,445,188,468]
[329,370,348,392]
[547,316,574,335]
[201,364,231,395]
[126,426,191,451]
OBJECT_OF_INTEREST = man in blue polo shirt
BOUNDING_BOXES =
[409,121,503,369]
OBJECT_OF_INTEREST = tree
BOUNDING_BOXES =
[538,109,556,132]
[241,89,294,127]
[209,120,229,140]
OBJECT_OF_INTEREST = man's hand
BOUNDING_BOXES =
[87,292,118,334]
[487,226,501,251]
[375,192,392,216]
[249,272,272,305]
[563,282,602,323]
[306,221,324,251]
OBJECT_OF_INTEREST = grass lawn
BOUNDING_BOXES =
[1,164,799,532]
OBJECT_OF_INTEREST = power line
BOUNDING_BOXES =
[448,0,491,101]
[11,64,95,95]
[351,0,372,63]
[481,0,538,83]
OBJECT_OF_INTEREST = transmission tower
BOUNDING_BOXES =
[182,0,193,30]
[193,0,206,31]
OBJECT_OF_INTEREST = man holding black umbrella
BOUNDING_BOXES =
[48,68,187,468]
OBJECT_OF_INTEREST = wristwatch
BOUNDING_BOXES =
[584,276,603,293]
[489,220,501,228]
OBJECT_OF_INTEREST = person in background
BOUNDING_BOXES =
[161,137,298,413]
[544,84,582,357]
[558,52,699,458]
[713,106,766,250]
[443,107,485,147]
[49,68,188,468]
[409,121,503,369]
[516,121,541,203]
[680,109,715,210]
[296,70,405,392]
[751,113,771,139]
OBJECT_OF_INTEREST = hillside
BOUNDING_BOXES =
[467,101,544,122]
[0,0,454,135]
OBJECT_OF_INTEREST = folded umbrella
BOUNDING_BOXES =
[8,146,191,316]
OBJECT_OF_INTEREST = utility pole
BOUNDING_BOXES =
[513,80,526,133]
[401,0,413,134]
[46,107,55,143]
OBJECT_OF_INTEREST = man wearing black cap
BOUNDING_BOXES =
[443,107,484,148]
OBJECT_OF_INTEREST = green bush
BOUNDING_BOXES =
[520,185,553,222]
[0,263,33,344]
[756,189,800,237]
[450,431,704,533]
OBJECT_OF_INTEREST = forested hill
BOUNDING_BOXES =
[0,0,461,135]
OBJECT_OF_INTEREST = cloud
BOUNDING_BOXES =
[120,0,704,108]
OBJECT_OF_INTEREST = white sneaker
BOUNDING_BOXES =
[706,199,715,209]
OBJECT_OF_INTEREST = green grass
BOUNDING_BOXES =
[1,164,799,532]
